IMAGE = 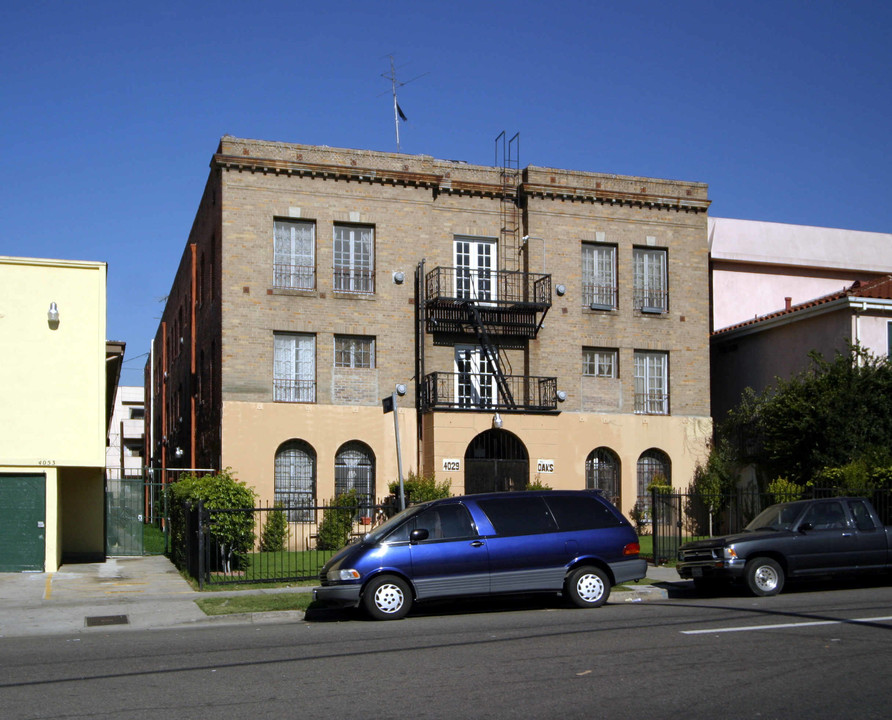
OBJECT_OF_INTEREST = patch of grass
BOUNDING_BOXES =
[143,525,167,554]
[196,593,315,616]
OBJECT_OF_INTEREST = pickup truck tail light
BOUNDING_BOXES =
[623,542,640,556]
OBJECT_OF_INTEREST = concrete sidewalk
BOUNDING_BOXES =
[0,556,683,638]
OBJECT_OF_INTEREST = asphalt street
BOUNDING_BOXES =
[1,576,890,720]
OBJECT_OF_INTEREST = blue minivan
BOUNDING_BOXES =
[313,490,645,620]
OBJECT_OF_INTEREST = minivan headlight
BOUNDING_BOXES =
[327,568,361,582]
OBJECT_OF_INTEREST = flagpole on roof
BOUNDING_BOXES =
[381,55,428,153]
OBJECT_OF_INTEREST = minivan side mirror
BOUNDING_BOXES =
[410,528,429,544]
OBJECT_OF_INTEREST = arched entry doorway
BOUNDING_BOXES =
[464,430,529,494]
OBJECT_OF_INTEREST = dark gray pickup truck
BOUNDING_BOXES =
[676,497,892,596]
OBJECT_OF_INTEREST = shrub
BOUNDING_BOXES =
[526,477,553,491]
[259,504,289,552]
[767,477,803,504]
[316,490,358,551]
[168,468,256,573]
[388,470,452,505]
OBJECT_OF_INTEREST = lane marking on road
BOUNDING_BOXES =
[682,615,892,635]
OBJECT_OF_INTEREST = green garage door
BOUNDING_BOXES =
[0,474,46,572]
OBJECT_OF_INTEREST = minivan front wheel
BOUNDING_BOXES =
[565,566,610,608]
[363,575,412,620]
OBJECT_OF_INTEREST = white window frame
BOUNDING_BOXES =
[633,351,668,415]
[334,335,375,369]
[454,236,497,303]
[273,219,315,290]
[333,224,374,294]
[454,344,496,408]
[274,333,316,403]
[582,243,617,309]
[583,348,617,378]
[633,248,668,312]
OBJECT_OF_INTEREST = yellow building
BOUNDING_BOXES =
[0,256,115,572]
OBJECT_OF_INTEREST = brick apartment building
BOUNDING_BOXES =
[147,136,712,518]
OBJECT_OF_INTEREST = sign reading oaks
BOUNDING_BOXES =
[537,459,555,473]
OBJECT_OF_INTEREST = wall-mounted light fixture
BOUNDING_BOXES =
[492,412,503,430]
[556,390,567,402]
[47,302,60,328]
[392,271,405,285]
[174,447,184,459]
[555,284,566,297]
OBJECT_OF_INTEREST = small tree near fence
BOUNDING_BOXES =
[316,490,359,551]
[168,468,257,573]
[259,503,289,552]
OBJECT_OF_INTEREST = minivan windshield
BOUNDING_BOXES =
[362,502,431,545]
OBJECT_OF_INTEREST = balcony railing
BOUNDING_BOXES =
[425,267,551,307]
[421,372,558,413]
[273,378,316,403]
[425,267,551,337]
[333,268,375,294]
[273,264,316,291]
[634,392,669,415]
[633,289,668,314]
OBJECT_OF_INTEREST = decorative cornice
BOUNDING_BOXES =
[213,148,710,211]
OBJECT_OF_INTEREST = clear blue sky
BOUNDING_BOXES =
[2,1,890,385]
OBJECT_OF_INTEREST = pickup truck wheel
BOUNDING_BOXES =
[363,575,412,620]
[565,566,610,608]
[745,558,784,597]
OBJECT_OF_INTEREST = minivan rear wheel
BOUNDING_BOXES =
[363,575,412,620]
[565,566,610,608]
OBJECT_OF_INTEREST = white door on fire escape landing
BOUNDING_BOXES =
[455,345,496,409]
[454,237,497,302]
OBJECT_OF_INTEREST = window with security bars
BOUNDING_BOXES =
[334,335,375,369]
[582,243,617,309]
[633,247,667,312]
[274,440,316,522]
[333,224,374,293]
[274,333,315,402]
[335,442,375,519]
[273,219,315,290]
[633,351,668,414]
[586,447,620,505]
[637,449,671,497]
[582,347,617,378]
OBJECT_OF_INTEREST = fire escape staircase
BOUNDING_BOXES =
[464,300,516,410]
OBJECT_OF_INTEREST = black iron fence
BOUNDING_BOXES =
[642,486,892,565]
[174,499,396,589]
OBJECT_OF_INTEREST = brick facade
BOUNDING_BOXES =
[149,137,712,516]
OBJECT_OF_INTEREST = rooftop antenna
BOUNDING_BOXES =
[381,55,428,152]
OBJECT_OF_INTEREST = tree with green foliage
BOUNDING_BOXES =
[766,477,803,504]
[388,469,452,505]
[259,504,289,552]
[168,468,257,573]
[689,439,736,535]
[316,490,358,551]
[719,346,892,487]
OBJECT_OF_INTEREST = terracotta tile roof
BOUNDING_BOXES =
[714,274,892,336]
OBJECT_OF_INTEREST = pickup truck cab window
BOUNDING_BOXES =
[799,501,847,531]
[848,500,878,532]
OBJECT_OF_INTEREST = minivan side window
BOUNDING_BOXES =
[411,504,477,540]
[477,496,557,536]
[545,495,620,531]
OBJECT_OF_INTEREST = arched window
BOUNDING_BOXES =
[274,440,316,522]
[637,448,671,498]
[335,441,375,518]
[586,447,620,505]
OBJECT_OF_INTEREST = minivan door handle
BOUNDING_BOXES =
[470,541,485,547]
